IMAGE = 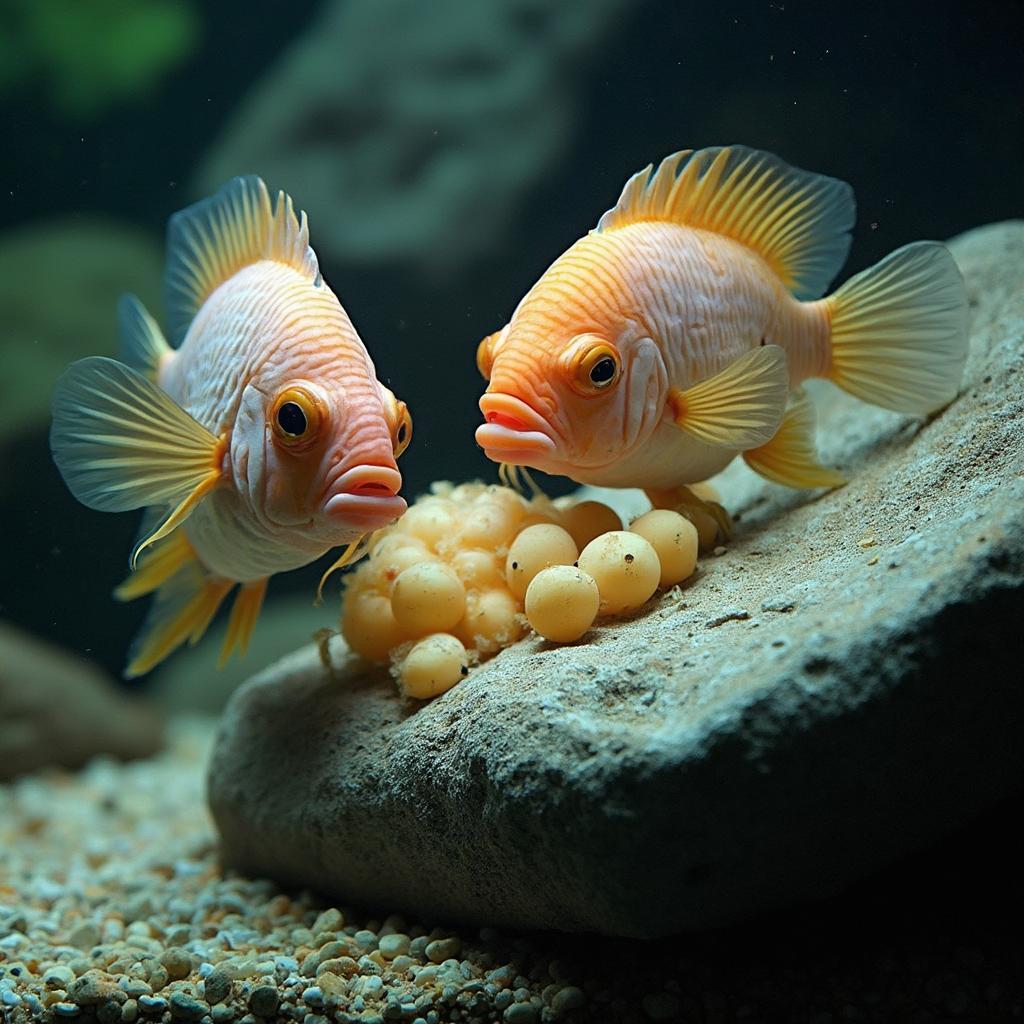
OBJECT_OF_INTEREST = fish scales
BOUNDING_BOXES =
[50,176,411,675]
[476,144,968,516]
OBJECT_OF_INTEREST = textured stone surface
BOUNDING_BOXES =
[0,622,163,780]
[196,0,629,273]
[208,222,1024,937]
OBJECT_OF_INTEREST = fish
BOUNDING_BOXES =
[475,145,969,531]
[50,176,412,677]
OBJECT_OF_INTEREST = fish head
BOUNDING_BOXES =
[231,365,408,541]
[476,321,668,479]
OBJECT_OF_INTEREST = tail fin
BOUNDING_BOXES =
[825,241,969,414]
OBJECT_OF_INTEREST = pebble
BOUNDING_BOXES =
[425,938,461,964]
[68,922,100,950]
[311,908,344,934]
[160,947,193,981]
[168,992,207,1020]
[503,1002,538,1023]
[203,967,232,1005]
[247,984,280,1017]
[378,933,411,959]
[44,965,76,989]
[551,985,585,1014]
[301,985,323,1006]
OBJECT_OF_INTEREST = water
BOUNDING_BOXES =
[0,0,1021,678]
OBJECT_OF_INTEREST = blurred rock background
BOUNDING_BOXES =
[0,0,1021,688]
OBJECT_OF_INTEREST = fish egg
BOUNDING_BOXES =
[524,565,599,643]
[505,523,579,600]
[516,510,559,532]
[456,499,521,550]
[401,500,456,549]
[682,507,719,551]
[341,589,408,663]
[449,482,487,504]
[689,481,721,504]
[454,587,523,653]
[400,633,468,699]
[391,562,466,633]
[577,530,660,615]
[449,547,504,589]
[628,509,698,587]
[370,537,433,587]
[560,500,623,550]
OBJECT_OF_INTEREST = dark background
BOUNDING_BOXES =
[0,0,1021,677]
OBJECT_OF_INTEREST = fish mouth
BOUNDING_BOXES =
[324,465,406,529]
[476,393,557,463]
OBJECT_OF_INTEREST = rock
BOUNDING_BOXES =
[0,621,163,780]
[0,220,162,439]
[208,222,1024,936]
[195,0,629,275]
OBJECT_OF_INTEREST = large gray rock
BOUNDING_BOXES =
[0,622,163,780]
[208,222,1024,937]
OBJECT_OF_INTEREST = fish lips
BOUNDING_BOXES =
[324,491,407,529]
[324,465,406,529]
[477,393,558,463]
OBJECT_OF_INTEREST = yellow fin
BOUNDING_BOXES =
[596,146,854,299]
[118,295,171,383]
[124,563,233,678]
[825,241,969,414]
[50,356,226,567]
[743,387,846,489]
[316,534,372,602]
[667,345,789,449]
[114,528,195,601]
[218,579,268,667]
[165,175,320,344]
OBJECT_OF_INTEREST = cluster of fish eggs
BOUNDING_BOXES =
[340,482,700,699]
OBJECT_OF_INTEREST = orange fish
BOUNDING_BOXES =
[51,177,412,676]
[476,146,968,527]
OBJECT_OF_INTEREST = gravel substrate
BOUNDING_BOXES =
[1,717,1021,1024]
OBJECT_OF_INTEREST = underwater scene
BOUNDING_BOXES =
[1,1,1023,1021]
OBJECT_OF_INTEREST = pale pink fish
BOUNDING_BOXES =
[475,145,969,526]
[51,176,412,676]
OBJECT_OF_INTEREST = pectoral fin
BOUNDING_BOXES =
[50,356,227,566]
[667,345,789,449]
[742,387,846,489]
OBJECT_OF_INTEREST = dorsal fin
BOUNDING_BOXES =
[595,146,855,300]
[164,175,321,345]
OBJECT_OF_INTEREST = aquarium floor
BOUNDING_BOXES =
[0,717,1020,1024]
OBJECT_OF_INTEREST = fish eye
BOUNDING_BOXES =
[589,356,617,387]
[569,340,621,395]
[270,385,324,451]
[393,401,413,458]
[277,401,306,436]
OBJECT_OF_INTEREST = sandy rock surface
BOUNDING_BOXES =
[208,222,1024,937]
[0,622,163,780]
